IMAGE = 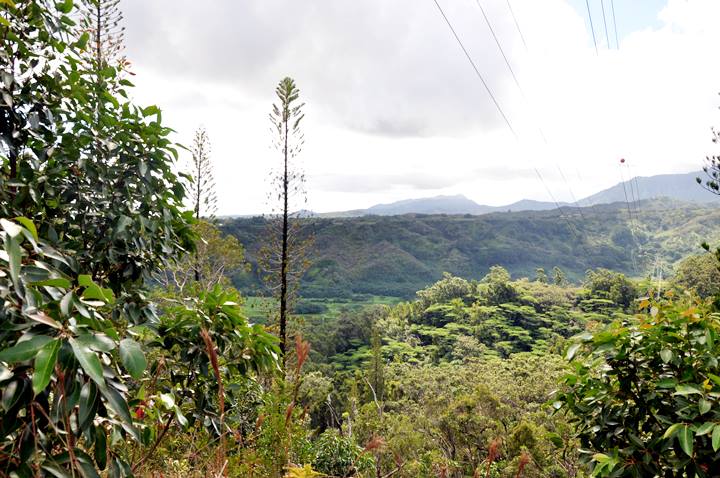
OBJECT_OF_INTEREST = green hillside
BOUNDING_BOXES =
[222,198,720,298]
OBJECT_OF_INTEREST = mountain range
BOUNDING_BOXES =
[318,171,718,217]
[223,198,720,298]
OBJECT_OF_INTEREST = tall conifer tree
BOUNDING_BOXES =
[189,126,217,221]
[259,77,312,364]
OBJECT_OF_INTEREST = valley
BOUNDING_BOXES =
[226,198,720,298]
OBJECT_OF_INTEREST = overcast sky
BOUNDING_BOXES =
[121,0,720,215]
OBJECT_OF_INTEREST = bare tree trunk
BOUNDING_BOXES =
[194,162,201,282]
[280,115,289,366]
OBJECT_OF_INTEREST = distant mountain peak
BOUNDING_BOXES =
[316,170,717,218]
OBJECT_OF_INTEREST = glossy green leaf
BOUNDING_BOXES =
[0,335,53,363]
[74,449,101,478]
[78,274,114,304]
[696,422,715,436]
[1,379,24,412]
[76,32,89,50]
[31,277,71,288]
[78,381,99,431]
[678,425,693,457]
[69,338,105,386]
[565,342,581,361]
[13,217,37,241]
[546,432,563,448]
[142,105,159,117]
[674,384,703,396]
[699,398,712,415]
[660,348,672,363]
[713,425,720,452]
[159,393,174,409]
[28,312,62,329]
[663,423,682,439]
[119,338,146,379]
[175,405,188,428]
[0,218,23,238]
[77,333,115,352]
[5,235,22,286]
[57,0,73,14]
[94,427,107,470]
[32,339,60,395]
[41,463,72,478]
[99,385,132,425]
[60,291,73,316]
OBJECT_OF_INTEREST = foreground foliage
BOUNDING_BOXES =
[5,2,720,478]
[558,293,720,476]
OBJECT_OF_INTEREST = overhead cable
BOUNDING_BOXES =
[585,0,599,55]
[430,0,590,255]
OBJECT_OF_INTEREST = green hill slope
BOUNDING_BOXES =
[222,199,720,298]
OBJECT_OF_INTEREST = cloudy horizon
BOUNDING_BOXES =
[122,0,720,215]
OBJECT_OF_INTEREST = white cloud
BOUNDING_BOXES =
[121,0,720,214]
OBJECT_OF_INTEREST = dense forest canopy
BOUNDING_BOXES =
[225,199,720,298]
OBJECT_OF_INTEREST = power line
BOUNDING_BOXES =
[620,161,644,236]
[430,0,591,256]
[618,163,642,273]
[585,0,599,55]
[505,0,527,51]
[625,163,641,218]
[555,166,586,221]
[619,159,646,274]
[430,0,517,138]
[618,163,635,223]
[653,254,663,299]
[610,0,619,49]
[497,0,604,226]
[473,0,523,95]
[471,0,586,221]
[600,0,611,49]
[625,162,643,226]
[633,174,642,217]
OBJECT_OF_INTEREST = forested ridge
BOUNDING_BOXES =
[4,1,720,478]
[226,198,720,297]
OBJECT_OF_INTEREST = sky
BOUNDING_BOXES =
[121,0,720,215]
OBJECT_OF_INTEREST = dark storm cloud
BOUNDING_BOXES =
[121,0,524,137]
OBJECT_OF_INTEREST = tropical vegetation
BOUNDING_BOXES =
[3,1,720,477]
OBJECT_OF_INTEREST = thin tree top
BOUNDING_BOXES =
[272,77,305,128]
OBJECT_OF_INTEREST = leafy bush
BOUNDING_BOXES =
[0,1,193,475]
[312,429,373,477]
[416,273,474,308]
[0,219,143,476]
[672,252,720,298]
[582,268,637,310]
[557,294,720,476]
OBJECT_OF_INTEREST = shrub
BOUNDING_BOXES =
[312,429,374,477]
[557,293,720,476]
